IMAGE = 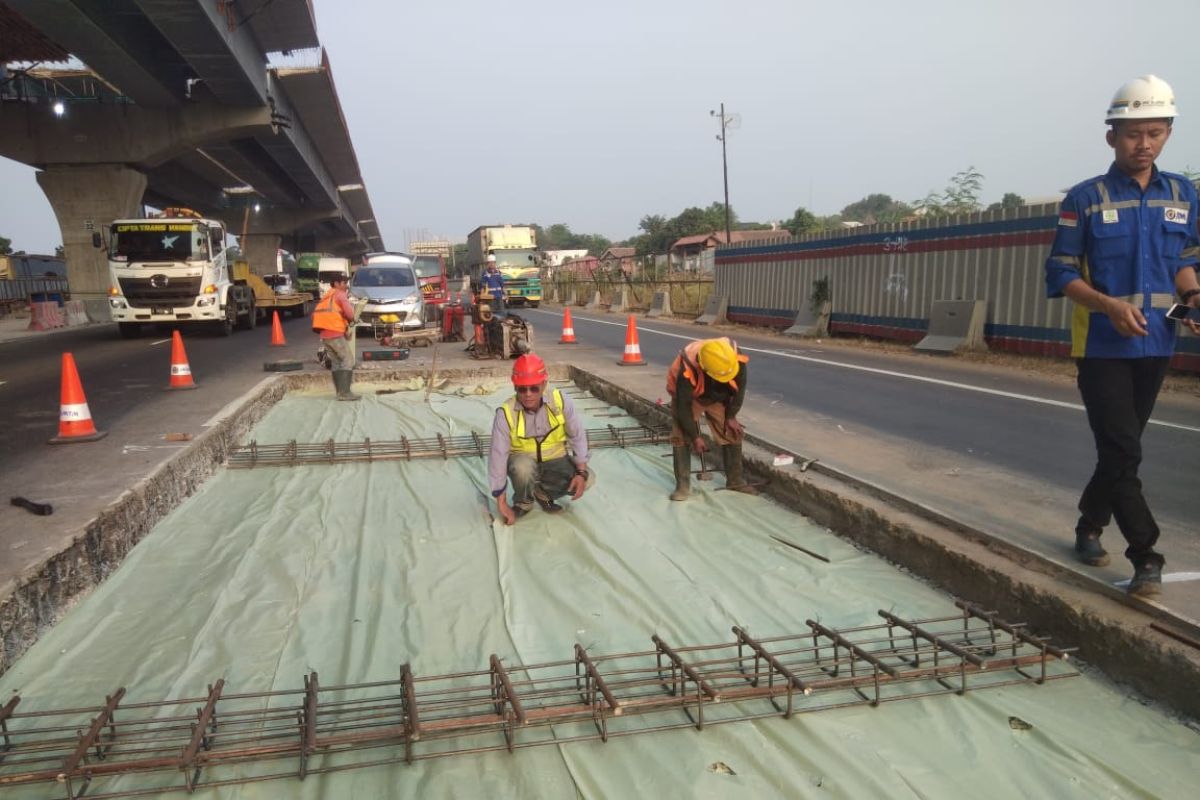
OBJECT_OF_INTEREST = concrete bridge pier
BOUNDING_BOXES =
[37,164,148,322]
[239,234,283,276]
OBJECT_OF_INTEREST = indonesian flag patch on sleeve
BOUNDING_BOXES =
[1058,210,1078,227]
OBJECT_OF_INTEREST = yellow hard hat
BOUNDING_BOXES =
[698,339,738,383]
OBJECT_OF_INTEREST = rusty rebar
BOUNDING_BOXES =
[0,610,1076,798]
[228,424,670,469]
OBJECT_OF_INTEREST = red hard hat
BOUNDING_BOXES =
[512,353,547,386]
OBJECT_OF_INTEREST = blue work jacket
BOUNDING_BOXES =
[480,270,505,300]
[1045,163,1199,358]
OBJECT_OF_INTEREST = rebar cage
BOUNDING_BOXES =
[0,601,1076,799]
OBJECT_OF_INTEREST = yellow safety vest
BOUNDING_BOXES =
[503,388,568,461]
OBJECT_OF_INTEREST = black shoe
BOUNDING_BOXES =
[1074,532,1110,567]
[536,496,564,514]
[512,505,531,520]
[533,488,564,514]
[1127,562,1163,597]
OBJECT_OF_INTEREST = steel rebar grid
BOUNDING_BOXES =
[0,604,1077,798]
[226,424,671,469]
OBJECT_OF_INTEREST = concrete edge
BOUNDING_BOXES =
[0,374,291,674]
[569,366,1200,720]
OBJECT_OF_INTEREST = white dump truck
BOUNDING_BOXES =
[104,209,256,338]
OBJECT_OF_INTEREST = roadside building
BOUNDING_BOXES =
[670,229,792,272]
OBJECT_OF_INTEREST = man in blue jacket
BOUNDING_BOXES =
[1044,75,1200,596]
[479,254,505,317]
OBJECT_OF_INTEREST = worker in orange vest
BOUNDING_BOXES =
[311,274,360,401]
[665,337,757,500]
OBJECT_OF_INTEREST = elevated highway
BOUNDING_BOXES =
[0,0,384,317]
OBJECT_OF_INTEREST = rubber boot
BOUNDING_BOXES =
[333,370,361,402]
[669,446,691,501]
[722,443,759,495]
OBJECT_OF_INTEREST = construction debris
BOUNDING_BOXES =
[0,602,1076,799]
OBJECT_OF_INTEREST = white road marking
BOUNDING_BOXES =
[150,338,170,346]
[532,310,1200,434]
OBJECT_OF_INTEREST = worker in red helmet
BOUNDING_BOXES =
[488,353,595,524]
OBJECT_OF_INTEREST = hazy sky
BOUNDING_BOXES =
[3,0,1200,253]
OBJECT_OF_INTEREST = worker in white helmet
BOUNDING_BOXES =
[479,253,506,317]
[1044,75,1200,597]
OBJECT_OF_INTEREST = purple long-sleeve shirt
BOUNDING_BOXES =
[488,390,589,495]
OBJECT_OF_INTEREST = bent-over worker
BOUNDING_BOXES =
[666,337,757,499]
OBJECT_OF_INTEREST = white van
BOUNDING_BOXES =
[351,252,424,331]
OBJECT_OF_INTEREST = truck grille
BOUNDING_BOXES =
[118,276,203,308]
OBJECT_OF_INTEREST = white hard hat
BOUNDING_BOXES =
[1106,75,1177,122]
[486,254,496,263]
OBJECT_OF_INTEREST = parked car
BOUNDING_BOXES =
[350,255,424,331]
[262,273,295,295]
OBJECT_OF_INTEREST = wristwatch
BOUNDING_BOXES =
[575,466,589,479]
[1181,288,1200,304]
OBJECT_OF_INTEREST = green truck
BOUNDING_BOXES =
[466,225,542,308]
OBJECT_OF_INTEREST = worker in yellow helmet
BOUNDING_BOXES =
[664,337,756,500]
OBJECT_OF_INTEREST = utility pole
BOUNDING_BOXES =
[710,103,733,243]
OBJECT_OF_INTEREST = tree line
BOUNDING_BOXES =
[522,167,1033,259]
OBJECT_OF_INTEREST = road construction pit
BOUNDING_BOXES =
[0,373,1195,798]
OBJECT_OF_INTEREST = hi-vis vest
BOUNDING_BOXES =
[502,388,568,461]
[666,338,748,398]
[311,290,348,334]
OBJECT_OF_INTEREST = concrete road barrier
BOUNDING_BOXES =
[914,300,989,354]
[27,302,64,331]
[648,290,673,318]
[784,300,830,337]
[695,294,727,325]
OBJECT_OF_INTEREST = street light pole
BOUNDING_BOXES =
[711,102,732,243]
[705,103,734,242]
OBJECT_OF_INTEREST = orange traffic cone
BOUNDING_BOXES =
[616,315,647,367]
[560,307,577,344]
[49,353,107,444]
[165,330,198,390]
[270,310,286,346]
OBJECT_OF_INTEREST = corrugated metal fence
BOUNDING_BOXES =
[716,203,1198,371]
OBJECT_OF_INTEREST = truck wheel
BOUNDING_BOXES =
[216,302,236,337]
[118,322,141,339]
[237,298,257,330]
[529,302,539,308]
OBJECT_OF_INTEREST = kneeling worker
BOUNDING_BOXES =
[312,274,360,401]
[489,354,594,524]
[666,337,757,499]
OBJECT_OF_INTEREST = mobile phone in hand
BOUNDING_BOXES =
[1166,303,1200,323]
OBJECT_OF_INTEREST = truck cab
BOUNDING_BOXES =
[412,254,449,319]
[104,210,254,338]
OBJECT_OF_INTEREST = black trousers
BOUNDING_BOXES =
[1075,357,1169,567]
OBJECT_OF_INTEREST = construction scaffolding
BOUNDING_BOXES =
[0,602,1076,799]
[227,423,670,469]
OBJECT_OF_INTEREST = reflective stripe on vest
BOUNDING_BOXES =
[312,291,347,334]
[503,388,568,462]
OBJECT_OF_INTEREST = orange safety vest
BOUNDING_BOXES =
[311,290,348,334]
[666,337,748,397]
